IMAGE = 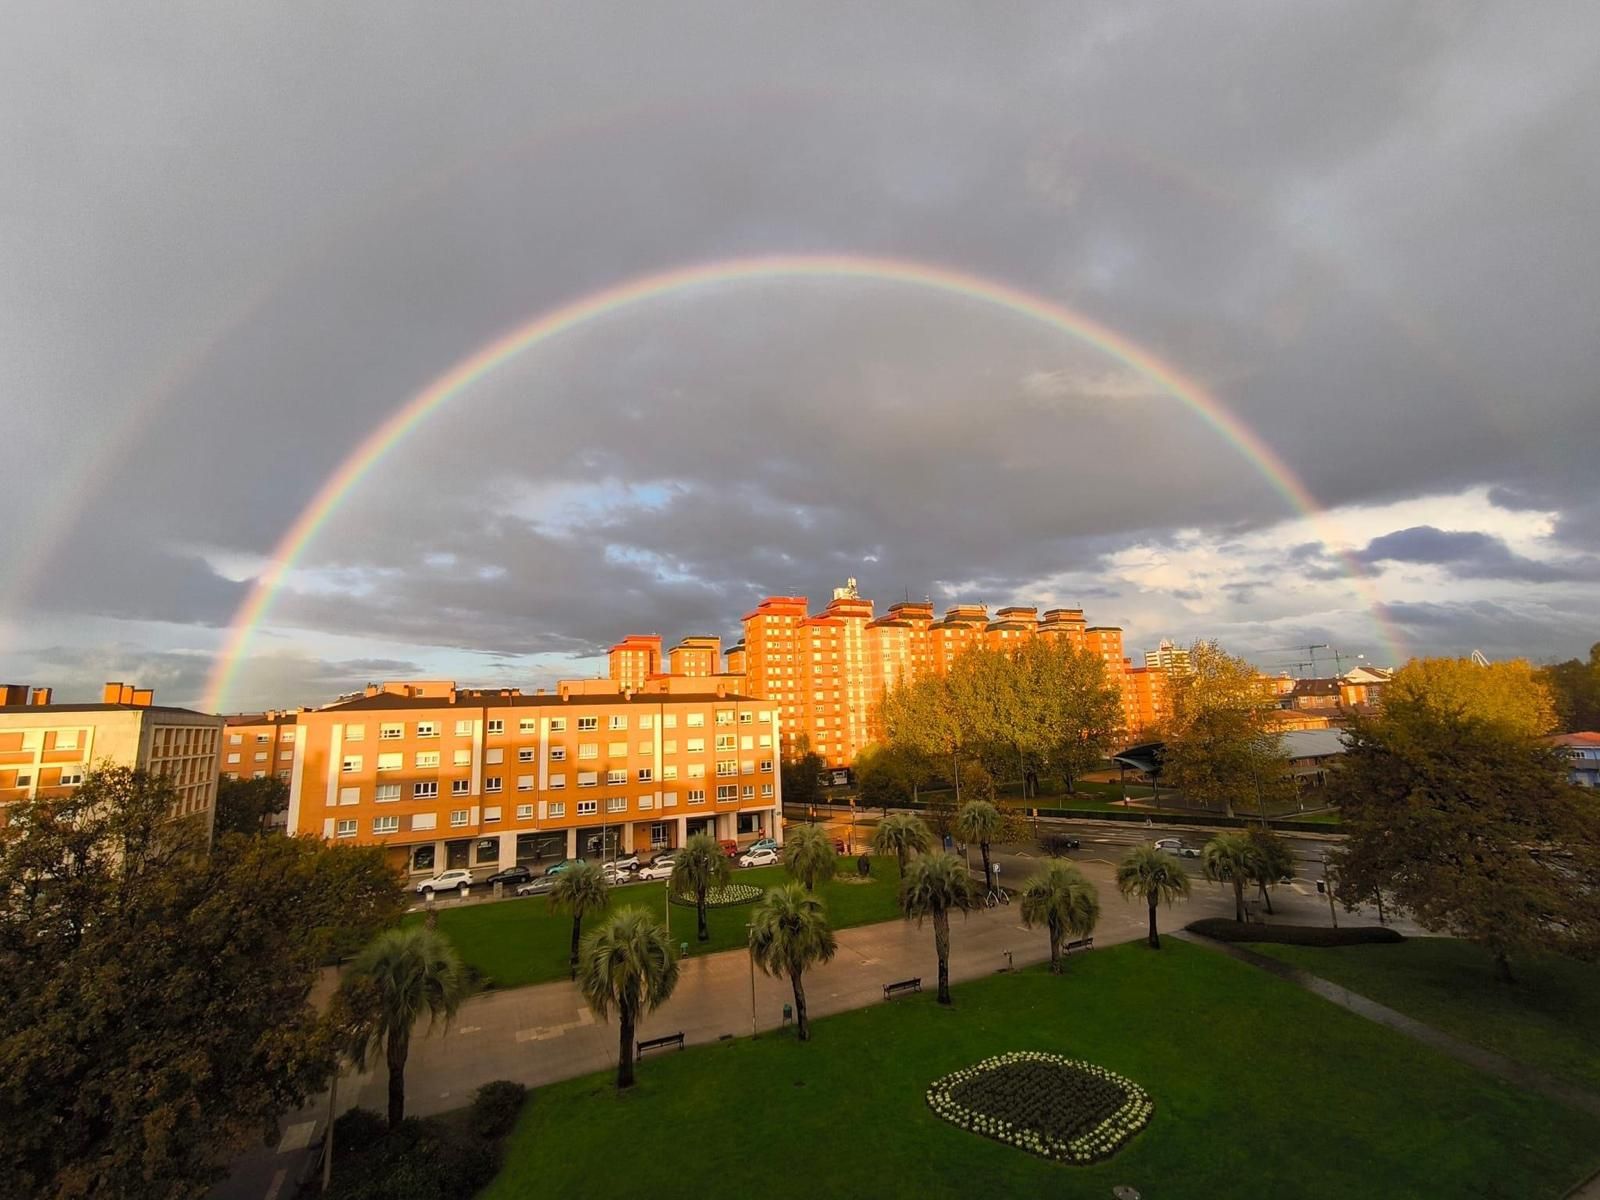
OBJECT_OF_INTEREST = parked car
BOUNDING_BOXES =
[739,847,780,868]
[542,858,583,877]
[638,855,676,880]
[483,865,533,888]
[719,839,740,858]
[832,838,847,855]
[1154,838,1200,858]
[415,868,474,895]
[605,853,641,873]
[746,837,779,854]
[515,875,556,896]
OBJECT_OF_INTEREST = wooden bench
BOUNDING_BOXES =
[637,1032,685,1056]
[883,977,922,999]
[1064,937,1095,955]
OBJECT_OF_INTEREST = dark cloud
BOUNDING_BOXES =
[1356,525,1600,583]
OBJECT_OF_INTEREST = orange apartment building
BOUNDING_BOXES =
[666,636,721,677]
[606,635,662,691]
[280,677,782,878]
[0,682,222,836]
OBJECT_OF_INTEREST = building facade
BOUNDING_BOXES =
[0,682,222,837]
[281,678,781,878]
[1550,732,1600,788]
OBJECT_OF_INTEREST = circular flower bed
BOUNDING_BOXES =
[668,883,761,908]
[925,1052,1153,1164]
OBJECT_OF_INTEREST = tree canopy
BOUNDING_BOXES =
[1539,641,1600,732]
[1159,640,1289,818]
[1385,655,1558,738]
[213,773,290,837]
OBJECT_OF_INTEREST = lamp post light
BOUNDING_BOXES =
[743,922,758,1038]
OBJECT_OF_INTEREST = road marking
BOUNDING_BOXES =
[264,1168,287,1200]
[455,1025,482,1035]
[513,1007,594,1043]
[277,1121,315,1151]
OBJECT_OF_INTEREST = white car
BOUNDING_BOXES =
[1154,838,1200,859]
[638,857,676,881]
[415,868,474,895]
[738,847,780,868]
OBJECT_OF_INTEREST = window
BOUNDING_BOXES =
[687,763,705,779]
[716,760,737,777]
[518,747,534,763]
[452,779,470,796]
[758,710,771,723]
[637,741,652,755]
[280,750,293,760]
[639,715,654,730]
[414,781,438,799]
[716,734,735,751]
[609,715,627,730]
[342,725,361,742]
[549,773,566,789]
[377,752,402,771]
[715,709,733,726]
[578,744,598,760]
[517,774,534,791]
[450,809,469,828]
[663,714,677,729]
[455,719,473,736]
[577,716,597,732]
[452,748,471,766]
[608,741,627,757]
[549,802,565,818]
[373,815,399,834]
[485,776,502,793]
[741,760,754,775]
[577,771,598,788]
[607,796,627,813]
[550,717,566,733]
[687,789,706,805]
[651,822,669,847]
[516,803,534,819]
[412,812,437,831]
[742,785,755,800]
[686,712,704,728]
[637,767,653,783]
[761,783,773,798]
[342,755,362,773]
[376,784,401,803]
[255,733,270,744]
[759,734,772,749]
[59,766,84,787]
[335,819,357,838]
[229,733,242,745]
[484,806,502,822]
[606,769,626,786]
[686,738,705,754]
[226,752,240,764]
[415,751,439,769]
[577,799,598,816]
[549,746,567,763]
[339,786,360,805]
[380,724,403,740]
[662,764,678,781]
[254,752,268,762]
[416,722,437,738]
[662,740,677,754]
[739,711,753,724]
[638,793,653,810]
[717,784,737,801]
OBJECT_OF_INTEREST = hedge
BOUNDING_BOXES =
[1186,918,1404,946]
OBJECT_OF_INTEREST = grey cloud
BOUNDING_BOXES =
[1356,525,1600,583]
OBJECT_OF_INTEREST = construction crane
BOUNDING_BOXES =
[1471,649,1491,667]
[1304,644,1329,675]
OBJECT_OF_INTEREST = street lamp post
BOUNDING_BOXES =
[1322,852,1338,928]
[744,922,758,1038]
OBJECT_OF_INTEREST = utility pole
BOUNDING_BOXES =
[1322,853,1338,928]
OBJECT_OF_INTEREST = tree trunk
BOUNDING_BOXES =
[1232,878,1245,923]
[1064,767,1075,796]
[1494,948,1515,984]
[385,1027,409,1128]
[617,1006,636,1088]
[1048,920,1061,975]
[897,848,908,878]
[696,888,709,941]
[569,914,581,977]
[1258,879,1275,915]
[980,843,993,895]
[952,752,961,805]
[1146,892,1160,949]
[934,909,952,1004]
[790,967,810,1041]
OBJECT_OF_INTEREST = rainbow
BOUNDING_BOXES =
[202,253,1404,709]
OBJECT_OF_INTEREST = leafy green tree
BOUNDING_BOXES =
[881,674,967,803]
[1018,861,1100,973]
[1115,845,1191,949]
[899,852,977,1004]
[577,907,680,1088]
[551,860,610,978]
[1201,832,1262,923]
[856,742,931,810]
[1332,698,1600,980]
[1041,641,1126,794]
[1386,655,1558,737]
[871,812,932,877]
[780,733,825,811]
[1540,641,1600,732]
[1160,640,1289,817]
[671,833,731,941]
[213,773,289,837]
[783,821,837,892]
[748,883,838,1041]
[955,799,1003,894]
[0,766,407,1199]
[342,925,467,1127]
[1245,824,1296,915]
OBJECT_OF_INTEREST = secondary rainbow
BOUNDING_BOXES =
[203,252,1403,709]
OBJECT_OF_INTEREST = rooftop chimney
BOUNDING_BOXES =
[30,687,52,706]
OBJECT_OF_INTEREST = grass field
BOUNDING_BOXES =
[481,939,1597,1200]
[1251,937,1600,1093]
[410,857,903,989]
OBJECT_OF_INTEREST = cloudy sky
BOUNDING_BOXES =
[3,3,1597,711]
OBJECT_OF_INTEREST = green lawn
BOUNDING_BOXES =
[481,939,1597,1200]
[1250,937,1600,1093]
[411,858,903,989]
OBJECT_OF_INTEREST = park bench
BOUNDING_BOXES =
[883,977,922,999]
[637,1031,685,1056]
[1064,937,1095,955]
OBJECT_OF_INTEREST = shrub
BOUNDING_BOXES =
[1186,918,1404,946]
[857,854,872,877]
[470,1080,528,1140]
[331,1106,386,1149]
[327,1116,500,1200]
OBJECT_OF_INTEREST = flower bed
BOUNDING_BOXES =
[925,1052,1152,1164]
[668,883,762,908]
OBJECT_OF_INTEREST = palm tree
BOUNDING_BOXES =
[551,860,610,978]
[1202,832,1263,923]
[1245,825,1296,915]
[342,925,467,1127]
[956,800,1003,894]
[871,812,932,878]
[899,852,976,1004]
[671,832,731,941]
[783,822,837,892]
[748,883,838,1041]
[1115,845,1191,949]
[577,907,680,1089]
[1018,861,1101,973]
